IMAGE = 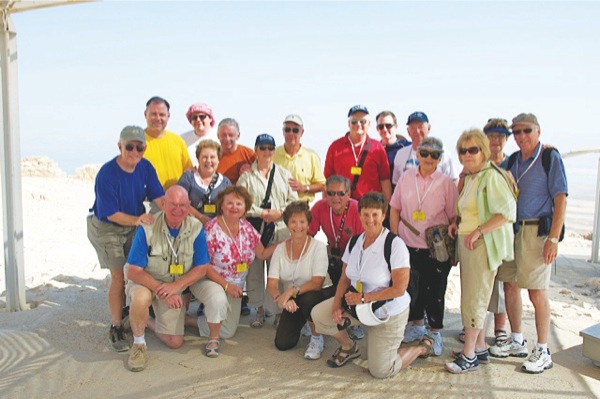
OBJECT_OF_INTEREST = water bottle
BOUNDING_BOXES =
[433,228,449,262]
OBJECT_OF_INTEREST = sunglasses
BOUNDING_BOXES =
[418,149,442,160]
[458,146,481,155]
[350,119,368,126]
[512,128,533,135]
[258,145,275,151]
[125,143,145,152]
[283,127,301,134]
[377,123,394,131]
[190,114,208,122]
[326,190,347,197]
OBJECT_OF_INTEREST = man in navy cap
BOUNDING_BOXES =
[392,111,457,185]
[324,105,392,202]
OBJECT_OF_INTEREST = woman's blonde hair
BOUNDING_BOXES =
[195,140,223,160]
[456,128,490,164]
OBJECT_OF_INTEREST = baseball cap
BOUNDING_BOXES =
[283,114,303,127]
[120,125,146,144]
[348,104,369,117]
[255,133,276,147]
[510,113,539,129]
[186,102,215,127]
[406,111,429,125]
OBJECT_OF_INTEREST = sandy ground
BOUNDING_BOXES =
[1,175,600,399]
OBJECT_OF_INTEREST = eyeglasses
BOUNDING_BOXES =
[486,133,506,141]
[283,127,300,134]
[166,202,190,209]
[258,145,275,151]
[377,123,394,131]
[418,150,442,160]
[190,114,208,122]
[326,190,347,197]
[350,119,368,126]
[125,143,145,152]
[512,128,533,135]
[458,146,481,155]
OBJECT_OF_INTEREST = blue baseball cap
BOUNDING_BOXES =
[406,111,429,125]
[255,133,276,147]
[348,104,369,117]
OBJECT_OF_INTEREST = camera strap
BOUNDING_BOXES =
[260,165,276,209]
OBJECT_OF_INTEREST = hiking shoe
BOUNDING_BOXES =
[301,322,312,337]
[304,335,324,360]
[521,347,553,374]
[489,338,528,358]
[348,325,365,340]
[445,353,479,374]
[430,332,443,356]
[128,343,148,372]
[452,349,490,364]
[109,325,130,352]
[402,323,426,343]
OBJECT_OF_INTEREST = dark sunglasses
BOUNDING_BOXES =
[125,143,145,152]
[377,123,394,130]
[350,119,368,126]
[512,128,533,135]
[326,190,347,197]
[283,127,301,134]
[458,146,481,155]
[258,145,275,151]
[190,114,208,121]
[418,149,442,160]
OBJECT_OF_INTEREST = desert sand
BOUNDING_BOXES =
[1,157,599,399]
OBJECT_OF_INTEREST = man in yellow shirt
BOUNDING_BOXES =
[143,96,193,190]
[273,114,325,202]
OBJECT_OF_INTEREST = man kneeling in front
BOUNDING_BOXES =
[125,185,210,372]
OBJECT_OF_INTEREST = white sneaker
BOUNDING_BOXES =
[348,325,365,340]
[304,335,324,360]
[402,323,426,343]
[521,347,553,374]
[430,332,443,356]
[301,322,311,337]
[489,338,528,358]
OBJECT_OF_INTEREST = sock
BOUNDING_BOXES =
[536,342,548,352]
[133,335,146,345]
[511,332,524,345]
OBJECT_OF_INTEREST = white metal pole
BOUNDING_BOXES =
[1,10,27,311]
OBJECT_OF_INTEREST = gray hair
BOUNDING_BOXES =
[418,136,444,152]
[217,118,240,134]
[326,175,351,192]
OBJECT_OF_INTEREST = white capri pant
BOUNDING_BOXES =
[194,279,243,339]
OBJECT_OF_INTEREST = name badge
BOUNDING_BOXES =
[169,264,184,275]
[236,262,248,273]
[203,204,216,214]
[412,210,426,221]
[356,280,363,293]
[350,166,362,176]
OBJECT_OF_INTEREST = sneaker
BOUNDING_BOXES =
[128,343,148,372]
[489,338,528,358]
[521,347,553,374]
[430,332,443,356]
[304,335,324,360]
[109,325,130,352]
[301,322,312,337]
[445,353,480,374]
[240,303,251,316]
[452,349,490,364]
[348,325,365,340]
[402,323,426,343]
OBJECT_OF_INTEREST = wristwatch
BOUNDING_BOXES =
[547,237,559,244]
[305,185,310,193]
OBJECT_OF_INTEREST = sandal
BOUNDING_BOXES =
[418,334,435,358]
[205,339,220,358]
[494,329,509,346]
[457,327,466,343]
[251,311,266,328]
[326,341,360,368]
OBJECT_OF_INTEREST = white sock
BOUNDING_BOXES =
[536,342,548,352]
[311,334,323,341]
[511,332,524,345]
[133,335,146,345]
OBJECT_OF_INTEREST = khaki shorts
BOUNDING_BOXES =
[126,281,186,336]
[487,275,505,314]
[87,215,135,270]
[458,236,497,329]
[496,225,550,290]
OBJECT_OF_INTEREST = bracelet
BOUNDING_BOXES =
[305,185,310,193]
[361,293,365,304]
[224,283,229,291]
[477,225,483,236]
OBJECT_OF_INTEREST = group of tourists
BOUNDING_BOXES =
[87,96,567,379]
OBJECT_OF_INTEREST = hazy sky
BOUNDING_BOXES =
[9,0,600,195]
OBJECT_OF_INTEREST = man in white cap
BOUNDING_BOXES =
[273,114,326,202]
[181,102,219,166]
[87,125,164,353]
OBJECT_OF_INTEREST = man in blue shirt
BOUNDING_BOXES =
[125,185,210,372]
[490,113,568,374]
[87,125,164,352]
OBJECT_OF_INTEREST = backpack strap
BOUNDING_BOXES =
[348,234,360,254]
[507,152,518,171]
[383,231,396,272]
[541,147,558,176]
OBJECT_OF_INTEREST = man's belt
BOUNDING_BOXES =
[516,219,539,226]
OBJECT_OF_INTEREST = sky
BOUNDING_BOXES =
[8,0,600,199]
